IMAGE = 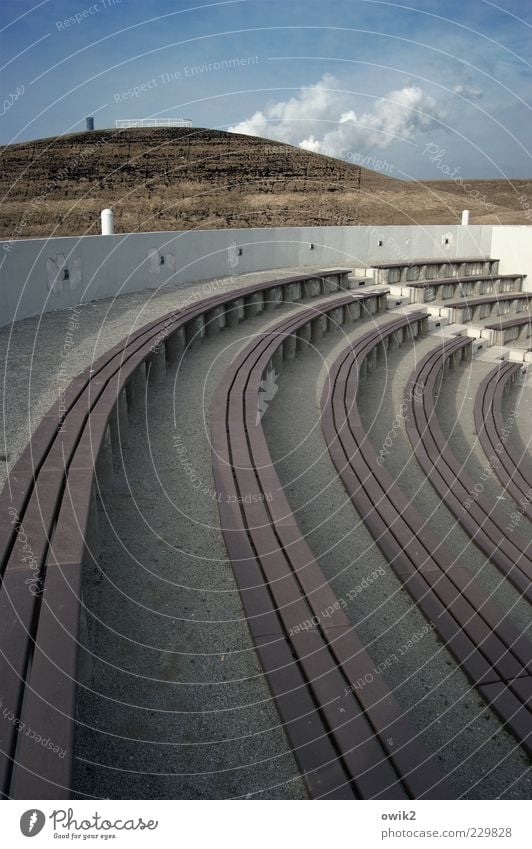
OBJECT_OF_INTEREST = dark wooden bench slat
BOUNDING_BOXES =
[321,321,532,759]
[475,363,532,523]
[406,344,532,599]
[490,367,532,488]
[484,314,532,330]
[0,270,352,798]
[406,274,521,289]
[328,354,527,684]
[254,635,355,799]
[213,297,452,799]
[478,680,532,758]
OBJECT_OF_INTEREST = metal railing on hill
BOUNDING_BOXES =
[115,118,192,128]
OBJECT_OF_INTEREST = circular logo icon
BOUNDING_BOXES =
[20,810,46,837]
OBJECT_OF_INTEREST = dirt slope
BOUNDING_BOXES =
[0,127,530,240]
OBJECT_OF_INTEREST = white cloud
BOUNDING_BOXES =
[452,84,484,99]
[229,73,346,145]
[299,135,321,152]
[229,74,447,160]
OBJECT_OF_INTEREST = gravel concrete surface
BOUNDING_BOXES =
[503,371,532,471]
[0,269,326,800]
[3,275,530,799]
[360,333,530,636]
[0,266,318,488]
[263,314,531,799]
[71,291,352,800]
[437,358,532,567]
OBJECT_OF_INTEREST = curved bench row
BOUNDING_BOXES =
[404,340,532,605]
[404,275,524,304]
[372,257,498,285]
[474,361,532,523]
[0,267,355,800]
[444,292,532,325]
[483,314,532,347]
[211,298,452,800]
[321,323,532,758]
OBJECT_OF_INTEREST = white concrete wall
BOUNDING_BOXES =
[489,226,532,292]
[0,223,526,327]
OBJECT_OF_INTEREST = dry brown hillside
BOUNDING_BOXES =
[0,127,530,240]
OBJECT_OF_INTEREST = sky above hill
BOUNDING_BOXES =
[1,0,531,179]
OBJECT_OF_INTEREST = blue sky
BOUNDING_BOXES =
[1,0,531,178]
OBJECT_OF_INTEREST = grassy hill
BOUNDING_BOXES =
[0,127,530,240]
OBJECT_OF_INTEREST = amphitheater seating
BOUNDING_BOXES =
[442,292,532,324]
[0,268,356,800]
[402,274,525,304]
[211,300,451,800]
[405,341,532,604]
[475,362,532,522]
[483,314,532,346]
[2,247,530,801]
[320,322,532,758]
[372,257,499,285]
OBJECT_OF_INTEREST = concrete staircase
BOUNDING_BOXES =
[356,256,531,366]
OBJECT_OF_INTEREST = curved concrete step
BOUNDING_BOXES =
[262,319,530,798]
[73,293,354,800]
